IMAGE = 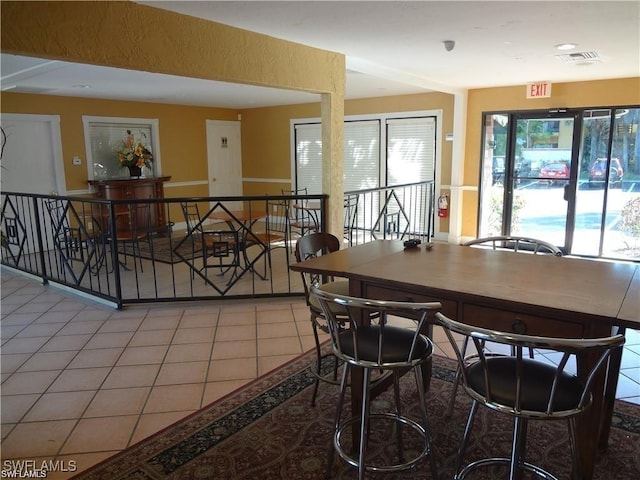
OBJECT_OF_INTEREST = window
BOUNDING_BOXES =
[82,116,161,181]
[478,106,639,261]
[293,112,438,193]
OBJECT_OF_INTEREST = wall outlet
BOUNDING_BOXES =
[72,155,82,166]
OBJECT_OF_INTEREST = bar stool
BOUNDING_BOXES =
[312,286,441,480]
[436,312,625,480]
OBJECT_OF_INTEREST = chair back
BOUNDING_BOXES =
[295,232,341,304]
[312,286,441,369]
[435,312,624,418]
[44,198,83,257]
[343,195,358,245]
[282,187,318,234]
[463,235,562,256]
[118,203,151,241]
[44,198,72,239]
[265,199,289,238]
[181,202,204,237]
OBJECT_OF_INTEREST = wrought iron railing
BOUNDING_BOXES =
[1,182,433,307]
[343,181,435,246]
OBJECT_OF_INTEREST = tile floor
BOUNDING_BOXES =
[1,267,639,479]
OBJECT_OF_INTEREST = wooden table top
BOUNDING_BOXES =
[618,267,640,324]
[291,240,639,328]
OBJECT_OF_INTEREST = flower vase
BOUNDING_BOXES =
[128,165,142,178]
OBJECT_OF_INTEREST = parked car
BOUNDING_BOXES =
[588,158,624,188]
[539,162,570,185]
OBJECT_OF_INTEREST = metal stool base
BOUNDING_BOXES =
[335,412,430,474]
[457,457,560,480]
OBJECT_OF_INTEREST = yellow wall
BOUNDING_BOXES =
[0,92,238,192]
[240,92,456,194]
[1,1,343,97]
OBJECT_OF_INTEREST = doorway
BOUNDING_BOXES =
[206,120,242,211]
[479,107,640,261]
[1,114,65,195]
[1,114,66,254]
[480,111,579,251]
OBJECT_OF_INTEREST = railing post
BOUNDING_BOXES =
[32,196,49,284]
[108,203,124,309]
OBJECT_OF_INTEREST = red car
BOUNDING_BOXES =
[539,162,570,185]
[588,158,624,188]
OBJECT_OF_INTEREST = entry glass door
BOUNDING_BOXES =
[479,111,580,252]
[479,107,639,261]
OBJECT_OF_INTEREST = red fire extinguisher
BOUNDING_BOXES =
[438,194,449,218]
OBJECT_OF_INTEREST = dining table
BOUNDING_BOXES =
[290,240,639,480]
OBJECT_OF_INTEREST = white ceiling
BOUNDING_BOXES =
[2,1,639,108]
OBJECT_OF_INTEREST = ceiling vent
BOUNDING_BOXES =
[555,51,601,63]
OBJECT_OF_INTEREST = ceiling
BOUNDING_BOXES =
[1,1,639,108]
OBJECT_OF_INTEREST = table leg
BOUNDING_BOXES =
[573,348,611,480]
[598,326,625,450]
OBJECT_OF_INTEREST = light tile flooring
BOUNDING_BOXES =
[1,267,639,479]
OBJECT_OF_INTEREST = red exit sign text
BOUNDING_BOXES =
[526,82,552,99]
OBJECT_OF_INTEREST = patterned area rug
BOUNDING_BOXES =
[74,350,640,479]
[119,237,200,264]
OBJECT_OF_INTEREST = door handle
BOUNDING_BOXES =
[563,184,569,201]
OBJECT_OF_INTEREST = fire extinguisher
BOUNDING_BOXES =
[438,194,449,218]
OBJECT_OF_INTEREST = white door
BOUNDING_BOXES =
[1,114,65,194]
[1,114,65,254]
[206,120,242,210]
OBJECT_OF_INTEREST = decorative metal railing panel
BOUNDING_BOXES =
[1,183,433,307]
[344,181,435,246]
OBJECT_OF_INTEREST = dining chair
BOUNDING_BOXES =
[312,286,441,480]
[44,198,88,282]
[181,202,206,278]
[435,312,624,480]
[115,202,152,272]
[343,194,359,246]
[246,199,290,288]
[446,234,564,417]
[294,232,349,406]
[282,187,319,243]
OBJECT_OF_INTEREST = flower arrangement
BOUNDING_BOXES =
[115,130,154,169]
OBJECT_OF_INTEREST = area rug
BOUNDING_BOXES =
[75,350,640,479]
[118,237,201,264]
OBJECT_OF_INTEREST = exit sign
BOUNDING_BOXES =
[527,82,552,99]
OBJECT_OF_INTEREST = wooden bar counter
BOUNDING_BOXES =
[88,177,171,234]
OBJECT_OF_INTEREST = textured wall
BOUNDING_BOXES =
[1,1,344,96]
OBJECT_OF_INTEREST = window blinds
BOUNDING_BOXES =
[386,117,436,185]
[294,116,436,192]
[294,120,380,193]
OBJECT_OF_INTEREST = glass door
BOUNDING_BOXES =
[573,108,639,259]
[479,111,580,252]
[479,107,639,261]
